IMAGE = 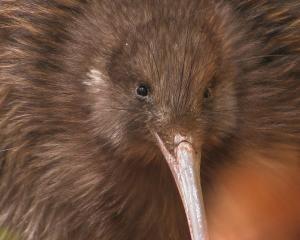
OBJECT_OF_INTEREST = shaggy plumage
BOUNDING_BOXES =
[0,0,299,239]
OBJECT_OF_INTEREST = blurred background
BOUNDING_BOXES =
[206,147,300,240]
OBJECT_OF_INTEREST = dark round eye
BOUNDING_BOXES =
[136,84,149,97]
[203,87,212,99]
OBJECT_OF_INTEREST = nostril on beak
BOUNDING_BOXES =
[174,133,190,145]
[174,133,197,152]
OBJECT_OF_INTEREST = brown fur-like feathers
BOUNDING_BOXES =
[0,0,299,239]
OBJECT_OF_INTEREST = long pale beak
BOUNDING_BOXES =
[155,133,209,240]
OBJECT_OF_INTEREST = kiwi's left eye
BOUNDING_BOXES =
[203,87,212,99]
[136,84,150,97]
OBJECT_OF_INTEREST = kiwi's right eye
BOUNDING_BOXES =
[136,84,150,98]
[203,87,212,99]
